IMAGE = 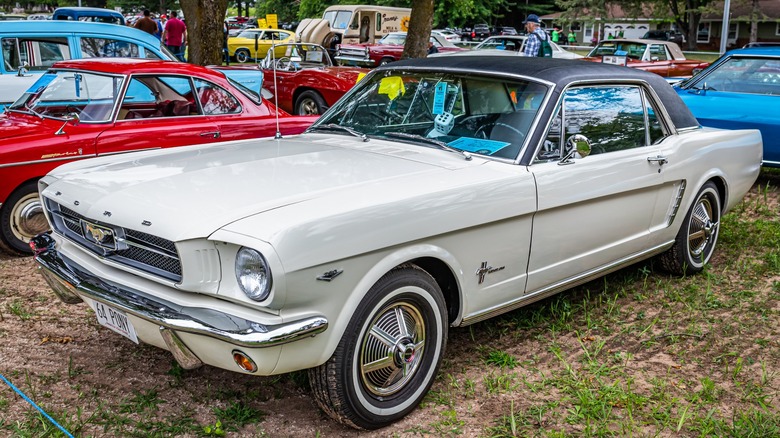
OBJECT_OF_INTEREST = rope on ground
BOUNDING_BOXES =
[0,373,75,438]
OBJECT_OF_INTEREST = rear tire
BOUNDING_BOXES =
[235,49,250,63]
[294,90,327,115]
[659,182,721,275]
[309,265,447,429]
[0,181,48,256]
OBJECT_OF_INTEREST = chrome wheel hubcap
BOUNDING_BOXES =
[360,301,425,397]
[299,99,318,115]
[11,194,47,243]
[688,196,716,257]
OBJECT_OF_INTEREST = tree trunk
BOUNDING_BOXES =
[750,0,759,43]
[180,0,229,65]
[402,0,434,60]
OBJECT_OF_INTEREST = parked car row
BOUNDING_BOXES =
[0,58,317,254]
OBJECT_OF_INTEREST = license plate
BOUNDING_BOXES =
[93,301,139,344]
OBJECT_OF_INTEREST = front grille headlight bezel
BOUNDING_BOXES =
[235,247,273,302]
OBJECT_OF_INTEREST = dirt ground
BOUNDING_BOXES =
[1,173,779,437]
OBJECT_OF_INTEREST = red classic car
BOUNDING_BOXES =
[335,32,466,67]
[581,39,709,77]
[258,43,368,115]
[0,58,316,255]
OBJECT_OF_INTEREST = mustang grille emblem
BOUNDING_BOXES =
[82,221,116,250]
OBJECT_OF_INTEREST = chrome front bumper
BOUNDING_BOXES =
[35,247,328,368]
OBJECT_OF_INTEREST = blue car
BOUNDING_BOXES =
[675,46,780,167]
[0,21,176,108]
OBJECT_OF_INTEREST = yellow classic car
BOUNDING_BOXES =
[227,28,294,63]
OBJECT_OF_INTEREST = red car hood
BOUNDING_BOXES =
[0,113,65,141]
[322,66,367,82]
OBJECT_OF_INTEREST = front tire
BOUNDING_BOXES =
[0,181,48,255]
[309,265,447,429]
[294,90,327,115]
[659,182,721,275]
[379,57,394,66]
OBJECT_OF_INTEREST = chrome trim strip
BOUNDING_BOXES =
[460,241,674,325]
[35,249,328,347]
[0,154,96,169]
[668,180,687,226]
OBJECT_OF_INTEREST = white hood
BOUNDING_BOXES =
[41,134,476,241]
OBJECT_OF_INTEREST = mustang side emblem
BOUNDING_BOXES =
[82,221,115,250]
[476,261,505,284]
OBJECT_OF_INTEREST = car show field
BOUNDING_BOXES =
[2,5,780,433]
[2,169,780,436]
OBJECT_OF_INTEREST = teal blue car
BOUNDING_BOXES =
[0,21,176,108]
[675,47,780,167]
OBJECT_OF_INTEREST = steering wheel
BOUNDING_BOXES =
[475,122,526,142]
[65,105,81,115]
[275,57,293,71]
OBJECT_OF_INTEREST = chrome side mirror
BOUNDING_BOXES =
[55,112,80,136]
[559,134,591,164]
[17,63,30,77]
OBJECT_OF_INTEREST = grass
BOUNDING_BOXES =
[2,171,779,436]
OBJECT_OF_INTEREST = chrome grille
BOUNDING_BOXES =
[45,199,182,282]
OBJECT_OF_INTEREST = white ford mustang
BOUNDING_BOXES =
[33,57,762,429]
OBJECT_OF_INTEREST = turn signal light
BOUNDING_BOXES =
[232,350,258,373]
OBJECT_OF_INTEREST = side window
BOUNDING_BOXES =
[375,13,382,32]
[2,37,71,71]
[646,95,665,144]
[193,78,240,115]
[141,48,163,60]
[118,76,201,120]
[538,85,650,160]
[81,38,140,58]
[649,44,668,61]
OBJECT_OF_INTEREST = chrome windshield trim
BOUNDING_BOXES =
[35,249,328,348]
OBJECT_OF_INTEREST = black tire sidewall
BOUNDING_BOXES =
[0,181,40,255]
[341,269,446,427]
[295,91,326,115]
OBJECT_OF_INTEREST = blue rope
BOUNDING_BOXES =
[0,373,75,438]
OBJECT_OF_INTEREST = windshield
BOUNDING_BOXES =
[312,70,550,160]
[475,37,524,52]
[681,56,780,94]
[588,42,647,60]
[323,10,353,30]
[9,70,123,122]
[379,34,406,45]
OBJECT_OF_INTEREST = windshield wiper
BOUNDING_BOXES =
[309,123,369,142]
[384,132,472,161]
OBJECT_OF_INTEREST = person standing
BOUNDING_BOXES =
[551,27,560,44]
[522,14,548,57]
[134,10,158,36]
[162,11,187,61]
[568,30,576,45]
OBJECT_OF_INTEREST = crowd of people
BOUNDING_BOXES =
[131,9,187,61]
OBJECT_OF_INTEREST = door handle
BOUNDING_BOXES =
[200,131,220,139]
[647,155,668,165]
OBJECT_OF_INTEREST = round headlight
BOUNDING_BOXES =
[235,247,272,301]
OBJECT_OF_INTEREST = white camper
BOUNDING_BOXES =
[296,5,411,47]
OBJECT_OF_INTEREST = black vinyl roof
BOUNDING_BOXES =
[384,56,700,131]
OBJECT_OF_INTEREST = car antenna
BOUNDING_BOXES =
[270,33,282,140]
